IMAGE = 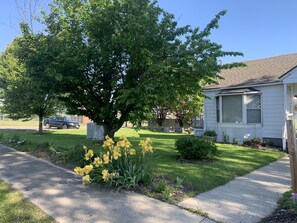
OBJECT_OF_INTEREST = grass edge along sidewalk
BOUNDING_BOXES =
[0,128,287,203]
[0,145,207,223]
[0,178,56,223]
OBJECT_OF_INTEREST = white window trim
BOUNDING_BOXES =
[242,94,247,124]
[216,93,262,125]
[218,123,262,128]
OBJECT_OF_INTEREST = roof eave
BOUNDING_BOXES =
[279,66,297,80]
[203,80,282,91]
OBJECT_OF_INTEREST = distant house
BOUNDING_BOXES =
[203,53,297,150]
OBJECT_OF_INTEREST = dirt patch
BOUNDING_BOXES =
[28,150,51,161]
[133,176,194,205]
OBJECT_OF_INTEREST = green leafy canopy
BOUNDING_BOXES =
[2,0,244,137]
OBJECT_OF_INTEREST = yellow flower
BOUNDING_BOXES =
[83,146,87,151]
[113,150,120,160]
[103,136,115,148]
[102,169,110,182]
[117,140,126,148]
[125,141,132,148]
[74,167,84,176]
[148,146,153,153]
[103,152,110,164]
[111,146,121,160]
[144,145,153,153]
[129,148,136,156]
[140,138,153,154]
[139,140,145,147]
[103,141,112,148]
[84,165,93,174]
[82,175,91,184]
[93,157,103,167]
[117,136,132,148]
[85,149,94,161]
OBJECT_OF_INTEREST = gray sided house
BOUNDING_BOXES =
[203,53,297,150]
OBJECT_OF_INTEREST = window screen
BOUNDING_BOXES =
[222,95,242,123]
[246,94,261,123]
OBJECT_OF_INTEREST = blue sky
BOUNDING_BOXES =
[0,0,296,63]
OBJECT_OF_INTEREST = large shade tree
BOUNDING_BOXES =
[40,0,243,137]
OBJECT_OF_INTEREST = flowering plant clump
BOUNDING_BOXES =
[74,136,154,189]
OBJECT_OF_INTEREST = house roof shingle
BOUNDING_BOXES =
[205,53,297,90]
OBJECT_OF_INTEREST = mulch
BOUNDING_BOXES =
[261,208,297,223]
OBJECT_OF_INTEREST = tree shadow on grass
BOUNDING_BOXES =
[139,133,188,140]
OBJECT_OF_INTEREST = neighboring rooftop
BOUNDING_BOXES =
[205,53,297,90]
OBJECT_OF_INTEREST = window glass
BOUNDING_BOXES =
[222,95,242,123]
[246,94,261,123]
[216,97,220,122]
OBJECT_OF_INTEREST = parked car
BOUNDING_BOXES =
[43,117,80,129]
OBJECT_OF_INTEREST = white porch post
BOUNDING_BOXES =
[283,84,288,150]
[219,96,222,123]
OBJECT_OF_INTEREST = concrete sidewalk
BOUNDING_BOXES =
[179,156,291,223]
[0,145,208,223]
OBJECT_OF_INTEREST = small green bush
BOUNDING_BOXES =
[155,182,167,193]
[204,130,217,137]
[223,132,229,143]
[279,191,297,214]
[242,138,262,148]
[67,145,86,165]
[175,136,219,160]
[261,142,267,147]
[243,140,250,146]
[266,140,274,147]
[6,135,26,146]
[0,133,4,141]
[261,140,274,147]
[232,138,239,145]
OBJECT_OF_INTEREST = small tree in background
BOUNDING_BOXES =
[152,106,169,127]
[173,95,203,128]
[0,26,63,133]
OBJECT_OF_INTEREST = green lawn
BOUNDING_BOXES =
[0,120,39,126]
[0,179,55,223]
[0,127,286,196]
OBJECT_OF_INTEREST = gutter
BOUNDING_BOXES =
[204,81,282,92]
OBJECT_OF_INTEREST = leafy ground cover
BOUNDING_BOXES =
[0,127,286,203]
[260,191,297,223]
[0,179,55,223]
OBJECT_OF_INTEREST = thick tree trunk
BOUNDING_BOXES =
[103,124,115,140]
[177,118,184,128]
[38,115,43,133]
[155,107,167,127]
[156,119,163,127]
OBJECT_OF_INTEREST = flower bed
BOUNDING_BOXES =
[74,136,154,189]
